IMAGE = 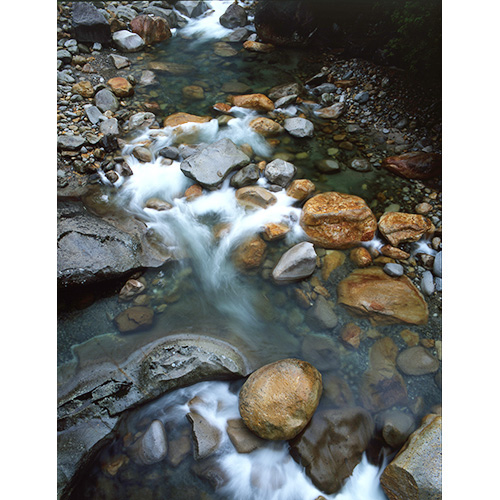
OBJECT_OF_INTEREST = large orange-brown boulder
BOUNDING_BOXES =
[382,151,442,180]
[378,212,435,247]
[163,112,211,128]
[337,267,429,325]
[380,414,442,499]
[108,77,134,97]
[229,93,274,112]
[239,358,322,440]
[300,192,377,249]
[130,15,171,45]
[249,117,283,137]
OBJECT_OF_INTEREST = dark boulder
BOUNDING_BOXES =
[382,151,442,180]
[72,2,111,44]
[219,3,248,29]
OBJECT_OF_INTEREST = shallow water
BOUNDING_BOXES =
[58,3,441,498]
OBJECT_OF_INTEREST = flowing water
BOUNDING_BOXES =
[58,3,441,498]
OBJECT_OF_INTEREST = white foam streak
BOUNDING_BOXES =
[181,1,234,41]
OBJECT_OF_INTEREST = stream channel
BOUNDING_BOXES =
[57,2,442,499]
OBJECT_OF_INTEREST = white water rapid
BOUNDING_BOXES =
[132,381,387,500]
[181,1,234,41]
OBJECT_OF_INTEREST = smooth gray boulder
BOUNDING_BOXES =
[264,158,296,187]
[112,30,145,52]
[180,138,250,189]
[383,263,404,277]
[272,241,317,283]
[307,295,338,330]
[396,346,440,376]
[95,88,119,112]
[230,163,260,188]
[219,2,248,29]
[129,420,168,465]
[284,117,314,138]
[100,117,119,137]
[57,134,85,151]
[72,2,111,43]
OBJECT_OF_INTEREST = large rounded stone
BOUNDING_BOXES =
[289,407,374,494]
[301,192,377,249]
[129,420,168,465]
[272,242,317,283]
[284,117,314,138]
[264,158,296,187]
[239,358,322,440]
[113,306,154,333]
[382,151,442,180]
[380,414,442,499]
[337,267,429,325]
[378,212,435,247]
[249,117,283,137]
[219,3,248,28]
[108,77,134,97]
[396,346,440,375]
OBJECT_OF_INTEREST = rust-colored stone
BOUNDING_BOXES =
[262,222,290,241]
[163,112,211,128]
[337,267,429,325]
[235,186,277,210]
[349,247,373,267]
[378,212,435,247]
[286,179,316,201]
[381,151,442,180]
[380,245,410,260]
[233,235,267,270]
[107,77,134,97]
[213,102,233,114]
[249,117,283,137]
[301,192,377,249]
[184,184,203,200]
[72,80,94,97]
[239,358,322,440]
[341,323,362,349]
[243,40,275,53]
[130,15,171,45]
[229,93,274,112]
[321,250,346,280]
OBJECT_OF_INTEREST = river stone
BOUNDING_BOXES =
[377,410,416,448]
[114,306,154,333]
[284,117,314,138]
[100,118,119,137]
[128,112,156,131]
[268,82,302,101]
[110,54,130,69]
[186,412,222,459]
[72,1,111,43]
[243,40,275,53]
[421,270,435,295]
[274,94,297,108]
[118,279,145,301]
[381,245,410,260]
[314,103,344,119]
[180,138,250,189]
[84,104,104,124]
[354,91,370,103]
[311,83,337,96]
[307,296,338,330]
[350,158,371,172]
[316,159,341,174]
[112,30,145,52]
[272,242,317,283]
[249,117,283,137]
[58,333,249,499]
[396,346,439,375]
[95,88,119,112]
[233,236,267,271]
[58,49,72,64]
[321,250,346,280]
[286,179,315,201]
[230,164,260,188]
[380,414,442,500]
[433,251,442,277]
[378,212,435,247]
[289,407,374,494]
[220,2,248,28]
[226,418,267,454]
[349,247,372,267]
[130,15,171,45]
[264,158,296,187]
[133,146,153,163]
[229,93,274,112]
[239,358,322,440]
[382,151,442,180]
[383,263,404,277]
[236,186,277,210]
[223,26,250,42]
[72,80,94,97]
[58,134,85,151]
[300,192,377,249]
[129,420,168,465]
[175,1,209,18]
[108,77,133,97]
[338,267,429,325]
[58,71,76,84]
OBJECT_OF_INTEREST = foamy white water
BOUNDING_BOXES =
[181,1,234,41]
[132,381,387,500]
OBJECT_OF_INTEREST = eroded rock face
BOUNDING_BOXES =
[380,414,442,499]
[301,192,377,249]
[337,267,429,325]
[378,212,435,247]
[382,151,442,180]
[289,407,374,494]
[239,358,322,440]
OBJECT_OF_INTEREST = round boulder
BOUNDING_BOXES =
[239,358,322,440]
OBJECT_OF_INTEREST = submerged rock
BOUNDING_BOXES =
[382,151,442,180]
[272,241,317,283]
[380,414,442,499]
[129,420,168,465]
[239,358,322,440]
[180,138,250,189]
[376,410,416,448]
[114,306,154,333]
[187,412,222,460]
[289,407,374,494]
[396,346,440,375]
[226,418,267,454]
[243,40,275,53]
[301,192,377,249]
[337,267,429,325]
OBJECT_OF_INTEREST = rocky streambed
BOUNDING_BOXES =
[57,2,442,499]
